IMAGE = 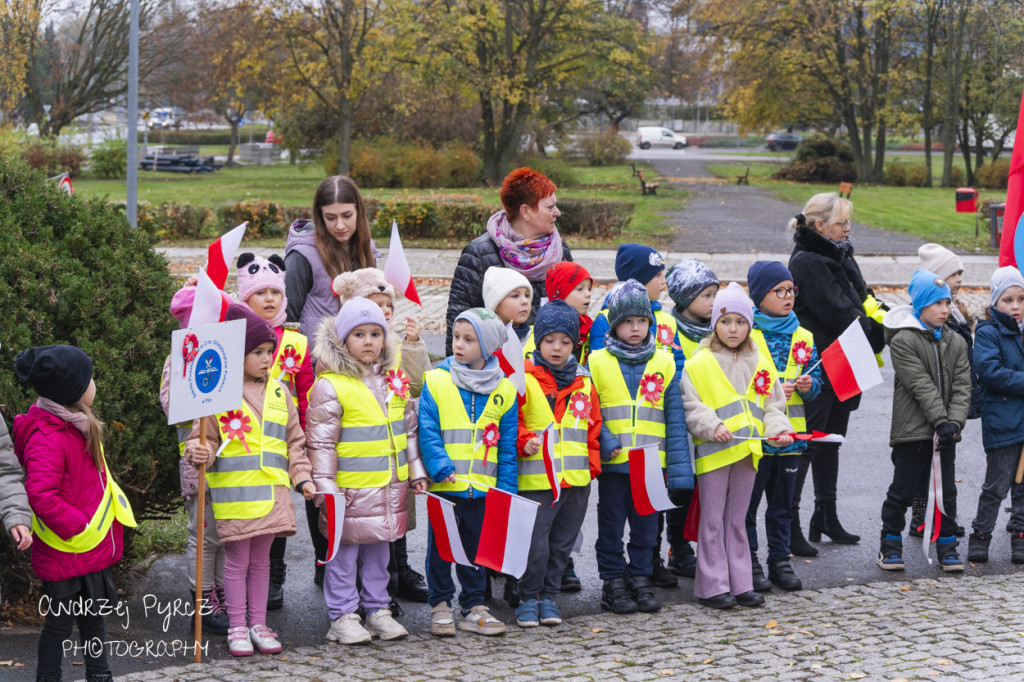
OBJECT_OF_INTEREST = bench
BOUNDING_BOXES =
[838,181,853,198]
[736,166,750,185]
[631,161,640,177]
[637,170,659,196]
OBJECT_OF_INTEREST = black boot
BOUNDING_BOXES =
[789,510,819,557]
[601,577,638,614]
[1012,532,1024,565]
[651,552,678,588]
[503,575,520,607]
[751,556,772,592]
[267,558,286,611]
[560,556,582,592]
[627,574,661,612]
[908,497,927,538]
[808,501,860,545]
[767,558,802,591]
[967,533,991,563]
[877,534,904,570]
[85,675,113,682]
[36,673,62,682]
[936,536,963,572]
[390,537,429,602]
[668,541,697,577]
[313,562,325,587]
[194,587,230,635]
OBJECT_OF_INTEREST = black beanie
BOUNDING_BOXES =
[15,345,94,406]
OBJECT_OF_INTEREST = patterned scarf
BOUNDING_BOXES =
[604,331,656,364]
[671,308,712,344]
[486,210,564,282]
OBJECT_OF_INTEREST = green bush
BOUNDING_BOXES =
[522,157,581,188]
[326,138,483,188]
[19,137,86,177]
[91,137,128,179]
[130,202,216,240]
[793,135,854,164]
[571,129,633,166]
[216,200,287,239]
[137,126,268,146]
[556,198,634,239]
[772,158,857,183]
[977,159,1010,189]
[0,158,180,602]
[884,159,929,187]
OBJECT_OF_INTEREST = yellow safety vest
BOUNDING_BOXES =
[750,327,814,434]
[32,446,137,553]
[271,328,309,406]
[316,372,408,489]
[521,327,536,358]
[519,374,593,490]
[863,295,886,367]
[685,348,779,475]
[425,368,516,494]
[206,382,291,520]
[588,349,675,468]
[678,334,701,360]
[653,309,677,354]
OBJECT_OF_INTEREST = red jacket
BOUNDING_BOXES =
[13,405,123,582]
[517,360,602,481]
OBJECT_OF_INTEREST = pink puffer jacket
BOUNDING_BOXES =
[306,317,428,545]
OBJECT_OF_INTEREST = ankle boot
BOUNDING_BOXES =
[651,552,678,588]
[191,588,230,635]
[908,497,927,538]
[877,534,904,570]
[808,501,860,545]
[1012,532,1024,565]
[667,541,697,577]
[267,558,286,611]
[789,510,819,557]
[390,537,429,602]
[601,577,638,614]
[767,558,802,591]
[751,556,772,592]
[967,533,990,563]
[936,536,963,572]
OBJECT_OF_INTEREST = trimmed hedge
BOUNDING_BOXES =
[136,126,269,146]
[325,138,482,188]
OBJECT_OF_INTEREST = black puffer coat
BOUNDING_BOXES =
[445,234,572,354]
[945,311,980,419]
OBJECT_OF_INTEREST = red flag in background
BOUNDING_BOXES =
[998,86,1024,267]
[205,222,247,289]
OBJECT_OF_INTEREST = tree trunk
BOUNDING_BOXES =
[336,95,352,175]
[922,2,939,187]
[480,94,500,184]
[227,121,239,165]
[941,1,967,187]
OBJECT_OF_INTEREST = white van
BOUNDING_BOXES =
[637,127,688,150]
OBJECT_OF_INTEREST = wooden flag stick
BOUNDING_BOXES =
[1015,442,1024,485]
[194,418,207,664]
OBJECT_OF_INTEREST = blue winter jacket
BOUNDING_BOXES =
[418,358,519,498]
[974,308,1024,451]
[594,353,693,491]
[590,299,686,374]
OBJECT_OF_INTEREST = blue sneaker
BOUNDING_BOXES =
[515,598,539,628]
[538,598,562,626]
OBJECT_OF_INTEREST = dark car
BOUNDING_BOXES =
[766,132,802,151]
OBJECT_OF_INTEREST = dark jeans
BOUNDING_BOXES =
[972,443,1024,535]
[426,494,487,612]
[37,595,110,677]
[518,485,590,601]
[746,454,800,560]
[595,472,658,580]
[270,535,286,562]
[305,497,328,563]
[881,440,958,538]
[664,488,694,556]
[792,386,853,509]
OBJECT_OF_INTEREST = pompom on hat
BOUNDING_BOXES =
[332,268,396,309]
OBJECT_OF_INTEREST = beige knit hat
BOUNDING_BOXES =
[332,268,396,307]
[482,266,532,312]
[917,243,964,282]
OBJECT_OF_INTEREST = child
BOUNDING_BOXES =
[483,266,534,349]
[877,270,970,572]
[185,304,316,656]
[306,298,429,644]
[237,253,315,610]
[13,345,135,680]
[419,308,519,637]
[744,261,822,593]
[968,267,1024,564]
[681,283,793,610]
[590,280,692,614]
[514,300,602,627]
[545,262,595,364]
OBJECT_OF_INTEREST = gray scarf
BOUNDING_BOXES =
[448,356,507,395]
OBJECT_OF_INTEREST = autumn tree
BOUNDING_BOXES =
[0,0,41,122]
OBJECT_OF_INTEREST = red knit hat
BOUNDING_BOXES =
[545,262,593,301]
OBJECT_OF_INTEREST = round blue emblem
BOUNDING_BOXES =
[195,349,222,394]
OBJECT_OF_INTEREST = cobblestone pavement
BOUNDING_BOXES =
[116,574,1024,681]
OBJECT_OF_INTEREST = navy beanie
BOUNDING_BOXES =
[16,345,94,406]
[534,300,580,347]
[607,280,655,331]
[614,244,665,286]
[747,260,794,306]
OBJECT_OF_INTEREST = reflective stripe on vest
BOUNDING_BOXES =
[518,374,593,490]
[206,382,291,520]
[425,369,516,494]
[588,349,674,468]
[685,348,778,475]
[750,327,814,433]
[32,446,137,553]
[317,372,408,489]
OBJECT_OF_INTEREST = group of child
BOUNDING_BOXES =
[13,230,1024,673]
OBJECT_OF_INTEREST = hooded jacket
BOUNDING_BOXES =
[0,415,31,534]
[306,316,427,544]
[883,304,971,445]
[973,308,1024,450]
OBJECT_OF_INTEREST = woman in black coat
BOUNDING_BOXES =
[445,167,572,354]
[787,192,885,556]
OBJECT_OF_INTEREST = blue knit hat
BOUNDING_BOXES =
[614,244,665,286]
[666,259,719,310]
[534,300,580,346]
[747,260,794,306]
[909,269,951,318]
[607,279,655,331]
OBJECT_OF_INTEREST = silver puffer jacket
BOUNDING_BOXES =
[306,316,428,545]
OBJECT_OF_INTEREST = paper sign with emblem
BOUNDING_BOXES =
[167,319,246,425]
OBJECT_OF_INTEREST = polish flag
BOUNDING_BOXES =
[205,222,247,290]
[425,493,473,568]
[787,430,846,444]
[683,482,700,542]
[495,323,526,402]
[187,267,232,328]
[474,489,539,579]
[998,85,1024,266]
[382,221,422,306]
[539,425,560,505]
[628,444,677,516]
[820,320,883,402]
[316,493,346,565]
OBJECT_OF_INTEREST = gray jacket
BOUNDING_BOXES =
[0,415,32,533]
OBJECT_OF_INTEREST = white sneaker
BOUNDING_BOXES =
[430,602,456,637]
[249,623,282,654]
[227,625,254,656]
[364,609,409,641]
[457,605,506,636]
[326,613,372,645]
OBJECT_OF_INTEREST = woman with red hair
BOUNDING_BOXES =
[445,167,573,354]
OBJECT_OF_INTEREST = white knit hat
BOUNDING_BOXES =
[918,243,964,282]
[482,266,532,312]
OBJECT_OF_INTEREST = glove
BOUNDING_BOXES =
[935,422,960,449]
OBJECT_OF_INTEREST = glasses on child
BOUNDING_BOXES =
[772,286,799,299]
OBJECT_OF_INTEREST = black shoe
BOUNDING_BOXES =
[967,533,990,563]
[395,565,430,602]
[955,523,966,538]
[698,592,736,610]
[751,556,772,592]
[767,558,802,591]
[808,501,860,545]
[667,543,697,578]
[36,675,62,682]
[936,537,963,572]
[1012,532,1024,565]
[560,557,582,592]
[789,511,819,557]
[734,590,765,607]
[191,588,229,636]
[313,562,325,587]
[627,574,661,612]
[601,577,639,614]
[503,575,520,607]
[86,675,113,682]
[908,497,926,538]
[877,535,905,570]
[267,558,286,611]
[651,554,679,588]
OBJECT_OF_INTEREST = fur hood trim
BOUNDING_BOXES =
[313,314,399,378]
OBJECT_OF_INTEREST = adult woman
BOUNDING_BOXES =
[445,167,573,354]
[787,193,885,555]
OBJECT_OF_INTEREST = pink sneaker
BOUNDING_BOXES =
[249,624,282,654]
[227,626,253,656]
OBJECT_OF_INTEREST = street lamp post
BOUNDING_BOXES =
[126,0,140,227]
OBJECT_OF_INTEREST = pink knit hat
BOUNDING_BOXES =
[710,282,754,330]
[331,268,396,308]
[169,285,233,329]
[236,253,288,327]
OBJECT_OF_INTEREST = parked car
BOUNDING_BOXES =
[766,132,802,151]
[637,126,688,150]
